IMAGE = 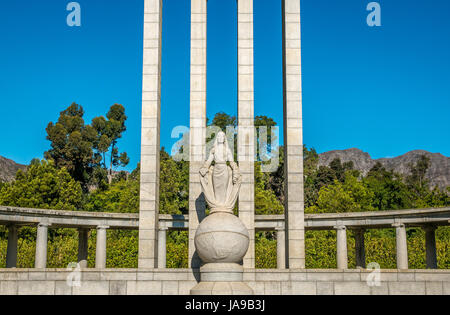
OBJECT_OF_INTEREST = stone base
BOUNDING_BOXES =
[190,263,254,295]
[191,281,254,295]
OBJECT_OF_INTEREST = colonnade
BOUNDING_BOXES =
[332,224,439,270]
[5,224,110,269]
[1,221,442,270]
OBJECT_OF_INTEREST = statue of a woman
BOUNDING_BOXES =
[199,131,241,214]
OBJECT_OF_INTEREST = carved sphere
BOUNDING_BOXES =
[194,212,250,264]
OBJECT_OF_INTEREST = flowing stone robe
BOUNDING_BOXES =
[200,135,241,214]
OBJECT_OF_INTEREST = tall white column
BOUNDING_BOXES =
[158,226,168,269]
[78,228,89,269]
[189,0,208,269]
[35,223,50,269]
[95,226,108,269]
[283,0,305,269]
[139,0,163,269]
[393,223,408,270]
[354,229,366,269]
[238,0,255,269]
[335,226,348,269]
[424,225,437,269]
[6,225,18,268]
[276,227,286,269]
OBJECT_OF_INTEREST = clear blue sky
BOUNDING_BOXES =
[0,0,449,172]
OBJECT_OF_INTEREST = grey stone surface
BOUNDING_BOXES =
[1,205,448,232]
[195,213,249,264]
[0,270,448,295]
[388,282,426,295]
[276,227,286,269]
[158,226,167,269]
[95,226,108,269]
[138,0,162,269]
[188,0,207,270]
[283,0,305,270]
[316,282,334,295]
[393,223,409,269]
[335,226,348,269]
[35,223,50,269]
[237,0,256,270]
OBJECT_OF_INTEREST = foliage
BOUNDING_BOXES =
[307,172,375,213]
[85,176,139,213]
[159,149,189,215]
[45,103,129,190]
[0,160,82,210]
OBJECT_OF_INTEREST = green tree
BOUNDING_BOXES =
[210,112,236,131]
[0,160,82,210]
[85,176,139,213]
[92,104,130,176]
[45,103,97,189]
[45,103,130,190]
[159,149,189,214]
[308,172,374,213]
[364,162,412,210]
[406,155,433,207]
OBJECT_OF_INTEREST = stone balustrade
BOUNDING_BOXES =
[1,206,449,270]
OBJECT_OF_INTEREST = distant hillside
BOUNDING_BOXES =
[0,156,26,182]
[319,149,450,190]
[2,149,449,190]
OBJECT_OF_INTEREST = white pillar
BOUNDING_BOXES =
[335,225,348,269]
[139,0,163,269]
[424,225,437,269]
[354,229,366,269]
[158,226,168,269]
[95,226,108,269]
[78,228,89,269]
[188,0,207,269]
[6,225,18,268]
[276,227,286,269]
[237,0,256,270]
[35,223,50,269]
[393,223,408,270]
[283,0,305,269]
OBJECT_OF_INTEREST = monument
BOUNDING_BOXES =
[139,0,305,275]
[191,132,254,295]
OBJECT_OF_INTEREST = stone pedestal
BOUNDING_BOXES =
[191,263,253,295]
[190,212,254,295]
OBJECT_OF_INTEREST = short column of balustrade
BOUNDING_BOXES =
[158,226,168,269]
[335,225,348,269]
[95,226,109,269]
[393,223,408,270]
[35,223,50,269]
[276,227,286,269]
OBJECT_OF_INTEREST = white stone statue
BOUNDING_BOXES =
[192,131,253,295]
[199,131,241,214]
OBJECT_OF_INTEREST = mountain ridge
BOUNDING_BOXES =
[1,149,449,190]
[318,148,449,190]
[0,156,27,183]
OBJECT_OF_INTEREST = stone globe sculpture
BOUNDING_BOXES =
[190,131,253,295]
